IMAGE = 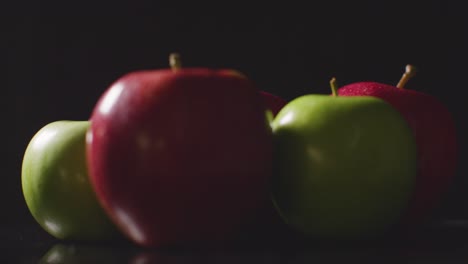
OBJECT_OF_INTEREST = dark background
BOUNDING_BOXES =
[2,0,467,251]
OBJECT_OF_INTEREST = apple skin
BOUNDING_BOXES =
[270,95,417,239]
[21,121,118,240]
[260,91,288,117]
[218,69,287,116]
[213,73,289,243]
[217,69,287,116]
[86,68,273,247]
[337,82,458,225]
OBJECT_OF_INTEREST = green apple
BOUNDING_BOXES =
[22,121,118,240]
[270,79,417,239]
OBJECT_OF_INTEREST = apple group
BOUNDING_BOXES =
[22,54,457,247]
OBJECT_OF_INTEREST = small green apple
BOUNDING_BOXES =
[22,121,118,240]
[270,79,417,239]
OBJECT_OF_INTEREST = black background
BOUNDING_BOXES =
[2,0,468,260]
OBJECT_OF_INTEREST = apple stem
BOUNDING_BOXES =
[330,77,338,97]
[169,53,182,70]
[396,64,417,89]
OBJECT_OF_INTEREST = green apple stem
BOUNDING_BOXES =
[169,53,182,70]
[330,77,338,97]
[396,64,417,89]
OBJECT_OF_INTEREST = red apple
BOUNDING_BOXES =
[259,91,288,117]
[215,70,288,242]
[218,70,287,116]
[337,65,458,226]
[86,54,273,247]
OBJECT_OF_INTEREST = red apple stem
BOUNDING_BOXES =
[330,77,338,97]
[396,64,417,89]
[169,53,182,70]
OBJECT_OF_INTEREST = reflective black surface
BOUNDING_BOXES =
[4,220,468,263]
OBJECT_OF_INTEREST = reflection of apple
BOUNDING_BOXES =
[270,78,417,239]
[130,250,275,264]
[39,243,132,263]
[86,54,273,247]
[22,121,118,240]
[337,65,458,226]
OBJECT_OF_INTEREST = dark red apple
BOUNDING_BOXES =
[259,91,288,117]
[86,54,273,247]
[337,65,458,226]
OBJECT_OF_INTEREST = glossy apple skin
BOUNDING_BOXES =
[87,68,273,247]
[21,121,118,240]
[271,95,417,239]
[338,82,457,225]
